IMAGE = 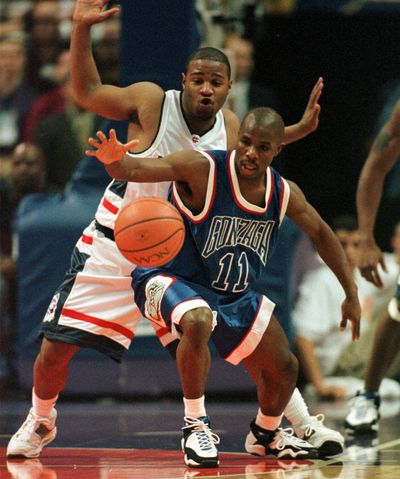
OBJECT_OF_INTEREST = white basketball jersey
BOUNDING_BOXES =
[95,90,227,230]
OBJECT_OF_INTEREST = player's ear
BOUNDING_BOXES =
[277,143,285,155]
[181,72,186,88]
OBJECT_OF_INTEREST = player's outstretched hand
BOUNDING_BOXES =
[73,0,119,25]
[87,129,139,164]
[299,77,324,135]
[340,295,361,341]
[358,240,387,288]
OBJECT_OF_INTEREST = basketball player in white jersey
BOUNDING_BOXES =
[7,0,342,460]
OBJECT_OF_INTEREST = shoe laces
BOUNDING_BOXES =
[15,411,51,440]
[182,416,220,450]
[273,427,302,451]
[302,413,325,435]
[273,427,315,451]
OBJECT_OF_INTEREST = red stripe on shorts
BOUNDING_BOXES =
[102,198,119,214]
[81,234,93,244]
[61,308,134,340]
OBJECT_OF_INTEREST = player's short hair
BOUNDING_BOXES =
[330,214,358,232]
[242,107,285,142]
[185,47,231,79]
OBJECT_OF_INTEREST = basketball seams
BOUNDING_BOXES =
[115,216,183,236]
[118,228,185,253]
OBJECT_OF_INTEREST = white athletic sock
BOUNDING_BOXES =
[183,395,206,418]
[284,387,310,427]
[32,388,58,418]
[255,409,282,431]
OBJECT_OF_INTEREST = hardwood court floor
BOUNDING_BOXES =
[1,394,399,478]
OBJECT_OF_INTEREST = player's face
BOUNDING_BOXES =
[336,230,360,269]
[181,59,231,122]
[235,124,283,179]
[11,144,46,194]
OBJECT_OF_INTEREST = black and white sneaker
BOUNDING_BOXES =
[245,420,319,460]
[294,414,344,458]
[181,416,219,468]
[344,391,380,433]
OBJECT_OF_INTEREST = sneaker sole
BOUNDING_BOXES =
[344,421,379,433]
[184,454,219,468]
[317,440,344,458]
[7,427,57,459]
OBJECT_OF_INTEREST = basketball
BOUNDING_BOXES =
[114,196,185,267]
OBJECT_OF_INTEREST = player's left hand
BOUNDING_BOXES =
[340,295,361,341]
[299,77,324,135]
[73,0,119,25]
[86,129,139,164]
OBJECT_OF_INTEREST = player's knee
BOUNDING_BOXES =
[180,307,213,339]
[275,351,298,383]
[38,338,78,368]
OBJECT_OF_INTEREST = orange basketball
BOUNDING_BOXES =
[114,196,185,267]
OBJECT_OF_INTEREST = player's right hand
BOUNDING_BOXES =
[358,240,387,288]
[86,129,139,164]
[73,0,119,25]
[340,295,361,341]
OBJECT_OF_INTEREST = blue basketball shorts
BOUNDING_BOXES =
[133,273,276,365]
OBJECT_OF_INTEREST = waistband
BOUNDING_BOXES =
[95,220,115,241]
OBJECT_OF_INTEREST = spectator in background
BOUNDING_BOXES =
[23,0,66,93]
[293,215,399,401]
[32,49,103,190]
[0,2,32,38]
[0,35,39,172]
[223,32,278,120]
[0,142,48,394]
[23,49,73,142]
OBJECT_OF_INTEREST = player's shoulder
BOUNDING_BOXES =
[125,81,165,104]
[203,149,229,163]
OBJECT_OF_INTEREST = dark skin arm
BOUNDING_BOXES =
[87,129,210,212]
[356,100,400,287]
[286,181,361,340]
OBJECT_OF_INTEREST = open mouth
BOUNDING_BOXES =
[242,160,256,169]
[240,161,257,173]
[200,98,212,106]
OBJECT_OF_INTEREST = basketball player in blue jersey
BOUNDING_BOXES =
[7,0,331,460]
[87,107,361,467]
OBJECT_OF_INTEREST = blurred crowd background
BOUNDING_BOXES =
[1,0,400,401]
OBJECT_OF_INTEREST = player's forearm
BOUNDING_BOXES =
[356,156,385,242]
[357,133,400,241]
[70,22,102,107]
[283,123,307,145]
[312,225,358,300]
[105,156,140,181]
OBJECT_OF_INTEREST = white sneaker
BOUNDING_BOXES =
[181,416,220,468]
[7,408,57,458]
[7,458,57,479]
[344,391,380,432]
[245,421,318,459]
[294,414,344,458]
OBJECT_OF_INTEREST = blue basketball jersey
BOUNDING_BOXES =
[133,149,290,293]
